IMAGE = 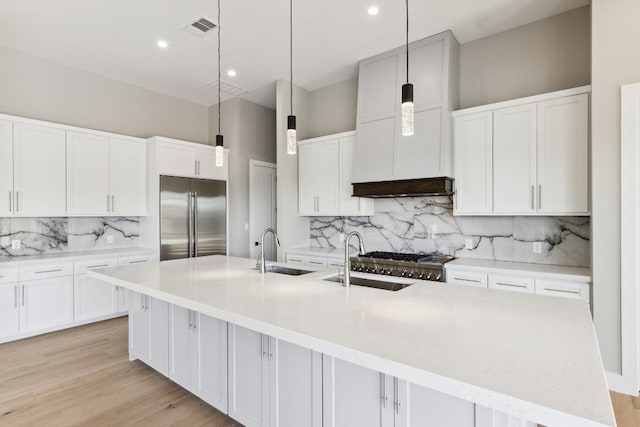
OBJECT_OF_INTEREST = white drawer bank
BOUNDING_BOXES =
[445,259,591,302]
[285,247,355,269]
[0,249,157,344]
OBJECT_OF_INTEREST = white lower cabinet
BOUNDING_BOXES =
[475,406,536,427]
[322,356,476,427]
[129,292,169,376]
[19,276,74,335]
[228,324,322,427]
[0,282,20,341]
[169,305,228,413]
[74,274,118,321]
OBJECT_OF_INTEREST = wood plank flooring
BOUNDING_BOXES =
[0,317,240,427]
[1,317,638,426]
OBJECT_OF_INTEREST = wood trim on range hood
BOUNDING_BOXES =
[352,177,454,198]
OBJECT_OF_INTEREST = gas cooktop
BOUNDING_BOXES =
[350,251,454,281]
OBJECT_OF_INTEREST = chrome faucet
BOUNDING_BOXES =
[344,231,366,287]
[258,228,281,273]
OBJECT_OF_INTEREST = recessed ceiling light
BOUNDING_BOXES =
[368,6,379,16]
[227,69,237,77]
[157,40,168,48]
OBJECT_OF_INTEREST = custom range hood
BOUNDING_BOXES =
[352,177,454,198]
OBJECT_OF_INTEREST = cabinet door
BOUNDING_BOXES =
[353,118,395,183]
[110,138,147,216]
[228,324,270,427]
[19,276,74,334]
[13,123,67,216]
[298,143,317,215]
[66,131,110,216]
[358,55,399,123]
[394,108,443,180]
[196,313,228,413]
[0,283,20,342]
[339,137,373,216]
[169,305,195,391]
[128,292,149,362]
[537,94,589,214]
[395,380,476,427]
[117,287,132,312]
[0,119,13,216]
[147,296,169,376]
[74,274,118,322]
[475,406,536,427]
[270,338,322,427]
[453,112,493,214]
[322,355,392,427]
[158,143,197,178]
[315,141,340,215]
[493,104,537,214]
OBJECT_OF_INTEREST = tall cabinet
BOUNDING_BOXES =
[353,31,459,183]
[453,86,590,216]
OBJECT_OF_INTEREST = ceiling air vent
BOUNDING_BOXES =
[184,17,217,37]
[206,80,249,97]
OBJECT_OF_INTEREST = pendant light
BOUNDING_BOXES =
[286,0,297,155]
[401,0,414,136]
[215,0,224,167]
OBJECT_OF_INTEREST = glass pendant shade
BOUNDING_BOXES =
[287,115,297,155]
[401,83,414,136]
[215,134,224,167]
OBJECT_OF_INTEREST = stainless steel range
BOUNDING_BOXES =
[349,251,454,282]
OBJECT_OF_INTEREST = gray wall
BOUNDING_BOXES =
[0,44,209,143]
[307,78,358,138]
[209,98,276,258]
[592,0,640,377]
[459,6,591,108]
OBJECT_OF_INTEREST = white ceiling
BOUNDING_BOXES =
[0,0,589,109]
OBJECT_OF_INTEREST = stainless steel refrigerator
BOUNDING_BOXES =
[160,176,227,261]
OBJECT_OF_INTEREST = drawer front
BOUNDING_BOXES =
[446,270,488,288]
[74,258,119,275]
[327,258,345,268]
[118,254,157,266]
[488,274,535,294]
[20,262,74,281]
[0,267,19,284]
[535,279,590,301]
[302,256,327,267]
[286,253,306,264]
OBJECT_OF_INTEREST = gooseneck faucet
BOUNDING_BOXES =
[344,231,366,287]
[258,228,281,273]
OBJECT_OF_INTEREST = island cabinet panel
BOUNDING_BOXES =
[0,282,20,341]
[395,380,475,427]
[228,324,322,427]
[168,305,228,413]
[475,406,536,427]
[128,292,169,376]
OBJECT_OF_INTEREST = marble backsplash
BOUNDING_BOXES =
[0,217,140,257]
[310,196,590,268]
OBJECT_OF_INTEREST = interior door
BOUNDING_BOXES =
[192,179,227,256]
[250,161,277,261]
[160,176,191,261]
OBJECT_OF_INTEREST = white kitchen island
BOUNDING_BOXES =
[88,255,615,427]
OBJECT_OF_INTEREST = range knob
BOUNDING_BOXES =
[365,267,370,273]
[387,269,393,275]
[358,266,364,272]
[408,272,414,278]
[401,271,406,277]
[426,272,432,280]
[418,273,424,279]
[351,265,357,271]
[435,273,442,281]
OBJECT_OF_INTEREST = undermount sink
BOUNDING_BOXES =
[261,265,314,276]
[324,275,413,291]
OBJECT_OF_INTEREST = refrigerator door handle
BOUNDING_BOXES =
[193,192,198,257]
[187,192,194,258]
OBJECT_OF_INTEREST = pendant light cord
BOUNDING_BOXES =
[405,0,409,84]
[290,0,293,115]
[218,0,221,134]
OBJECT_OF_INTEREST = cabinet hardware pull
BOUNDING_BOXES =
[538,185,542,210]
[145,295,149,311]
[8,191,12,212]
[192,312,197,330]
[194,160,198,175]
[15,191,19,213]
[21,285,25,306]
[87,264,109,270]
[380,373,387,408]
[140,294,145,310]
[495,282,527,288]
[394,377,400,414]
[531,185,534,210]
[194,192,199,257]
[35,269,63,274]
[107,194,110,212]
[128,260,148,264]
[111,195,115,212]
[188,310,193,329]
[261,334,267,358]
[545,287,580,295]
[14,285,18,308]
[454,277,480,283]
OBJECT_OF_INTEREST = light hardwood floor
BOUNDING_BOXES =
[0,317,240,427]
[1,317,638,427]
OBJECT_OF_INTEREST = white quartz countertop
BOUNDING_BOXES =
[446,258,592,282]
[89,255,614,427]
[0,247,157,266]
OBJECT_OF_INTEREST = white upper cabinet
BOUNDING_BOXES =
[453,86,591,216]
[155,137,229,181]
[0,119,13,216]
[67,132,147,216]
[13,123,67,216]
[298,131,373,217]
[353,31,459,183]
[453,111,493,214]
[537,94,589,214]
